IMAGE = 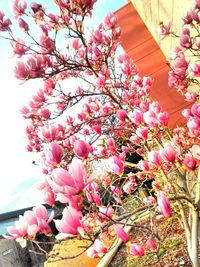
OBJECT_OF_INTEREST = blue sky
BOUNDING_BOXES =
[0,0,126,213]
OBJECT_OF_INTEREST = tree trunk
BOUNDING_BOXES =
[190,209,199,267]
[190,166,200,267]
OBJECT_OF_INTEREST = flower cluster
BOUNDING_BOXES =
[0,0,199,265]
[157,1,200,104]
[4,206,53,241]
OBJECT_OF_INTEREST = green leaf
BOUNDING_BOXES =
[157,248,166,257]
[167,240,181,248]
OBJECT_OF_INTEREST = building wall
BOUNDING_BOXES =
[115,3,191,128]
[130,0,193,57]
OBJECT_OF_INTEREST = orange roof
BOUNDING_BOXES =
[115,3,190,128]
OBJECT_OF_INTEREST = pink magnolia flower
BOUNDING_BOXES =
[39,124,65,142]
[90,43,102,60]
[100,175,111,186]
[130,134,141,144]
[71,38,81,50]
[158,111,169,126]
[5,205,53,240]
[11,39,29,57]
[31,206,53,235]
[157,21,172,39]
[109,156,124,175]
[118,54,137,76]
[43,188,56,206]
[123,180,135,194]
[182,108,192,119]
[185,92,197,102]
[104,12,117,30]
[92,30,103,44]
[146,239,157,251]
[150,101,162,113]
[136,127,148,140]
[188,117,200,130]
[20,105,32,119]
[143,76,154,87]
[195,39,200,49]
[44,78,55,94]
[51,158,88,195]
[187,117,200,136]
[86,190,101,206]
[0,11,12,32]
[152,181,161,191]
[116,109,127,121]
[26,54,50,78]
[91,124,102,134]
[191,145,200,160]
[96,77,105,89]
[73,139,91,159]
[87,239,108,258]
[31,88,46,107]
[191,103,200,117]
[6,216,28,240]
[182,9,199,24]
[157,192,172,218]
[110,185,123,204]
[107,138,115,147]
[138,160,149,171]
[168,72,179,88]
[54,207,84,240]
[130,243,145,257]
[39,34,55,52]
[98,206,114,219]
[14,61,29,80]
[148,151,162,166]
[180,30,192,48]
[114,225,129,243]
[13,0,27,19]
[144,196,156,205]
[131,110,143,125]
[30,2,43,13]
[172,51,188,68]
[40,107,51,119]
[183,155,197,170]
[43,141,63,167]
[18,18,29,32]
[196,0,200,10]
[32,206,53,235]
[160,143,177,163]
[143,110,158,127]
[188,63,200,77]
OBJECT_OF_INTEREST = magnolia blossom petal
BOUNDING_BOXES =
[69,158,86,190]
[157,191,172,218]
[130,243,145,257]
[114,225,129,243]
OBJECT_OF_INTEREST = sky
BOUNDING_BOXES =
[0,0,127,213]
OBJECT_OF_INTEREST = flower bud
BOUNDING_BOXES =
[130,243,145,257]
[146,239,157,251]
[183,155,197,170]
[157,191,172,218]
[116,109,127,121]
[114,225,129,243]
[18,18,29,32]
[73,139,91,159]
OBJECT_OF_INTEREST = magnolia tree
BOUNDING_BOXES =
[0,0,200,266]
